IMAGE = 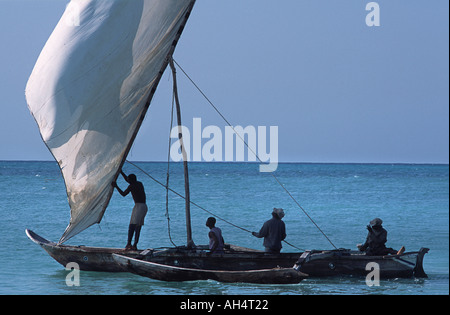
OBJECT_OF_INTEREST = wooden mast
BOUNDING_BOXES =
[169,58,194,248]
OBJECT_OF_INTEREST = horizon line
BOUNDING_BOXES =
[0,159,448,166]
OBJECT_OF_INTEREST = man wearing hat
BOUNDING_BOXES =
[252,208,286,254]
[357,218,400,256]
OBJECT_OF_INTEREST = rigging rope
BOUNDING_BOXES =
[172,59,338,250]
[125,160,253,235]
[125,160,304,251]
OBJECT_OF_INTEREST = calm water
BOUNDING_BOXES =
[0,161,448,295]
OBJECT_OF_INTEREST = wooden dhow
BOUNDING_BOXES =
[26,229,428,279]
[25,0,429,283]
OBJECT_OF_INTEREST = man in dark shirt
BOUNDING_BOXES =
[358,218,398,256]
[112,170,148,250]
[252,208,286,253]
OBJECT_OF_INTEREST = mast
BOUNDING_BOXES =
[169,58,194,248]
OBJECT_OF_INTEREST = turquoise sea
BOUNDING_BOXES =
[0,161,448,295]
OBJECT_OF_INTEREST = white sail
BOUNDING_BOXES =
[26,0,195,243]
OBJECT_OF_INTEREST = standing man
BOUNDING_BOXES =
[252,208,286,254]
[112,170,148,250]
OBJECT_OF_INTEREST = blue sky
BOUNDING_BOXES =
[0,0,448,163]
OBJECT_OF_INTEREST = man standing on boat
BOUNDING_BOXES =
[206,217,225,254]
[112,170,148,250]
[252,208,286,254]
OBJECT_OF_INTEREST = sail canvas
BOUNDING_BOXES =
[26,0,195,243]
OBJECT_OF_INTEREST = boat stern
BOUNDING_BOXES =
[413,247,429,278]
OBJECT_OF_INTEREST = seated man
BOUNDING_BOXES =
[206,217,224,254]
[357,218,400,256]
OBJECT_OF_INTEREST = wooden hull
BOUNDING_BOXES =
[26,229,428,279]
[112,254,307,284]
[26,229,140,272]
[297,248,429,278]
[26,229,300,273]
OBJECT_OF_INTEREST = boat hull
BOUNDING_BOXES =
[26,229,428,278]
[26,229,140,272]
[112,254,307,284]
[26,229,300,273]
[296,248,429,278]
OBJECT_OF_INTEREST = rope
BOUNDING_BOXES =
[126,160,304,251]
[125,160,252,233]
[172,59,338,250]
[130,160,304,250]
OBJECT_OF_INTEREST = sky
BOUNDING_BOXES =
[0,0,448,164]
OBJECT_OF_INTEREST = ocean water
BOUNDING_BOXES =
[0,161,448,295]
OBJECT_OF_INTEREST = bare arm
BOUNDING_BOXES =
[112,181,130,197]
[120,171,129,183]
